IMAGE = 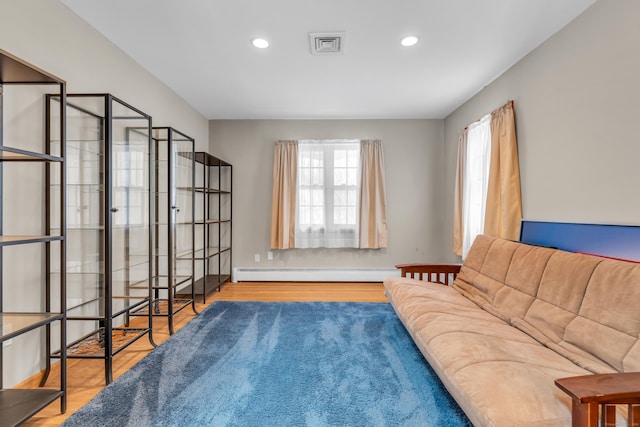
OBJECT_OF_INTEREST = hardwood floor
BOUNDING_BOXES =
[21,282,387,426]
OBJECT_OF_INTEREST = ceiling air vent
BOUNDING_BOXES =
[309,32,345,55]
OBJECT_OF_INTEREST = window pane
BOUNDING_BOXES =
[347,149,358,167]
[334,149,346,167]
[334,189,346,205]
[334,168,346,186]
[300,151,310,167]
[299,206,310,225]
[347,190,356,206]
[299,189,310,205]
[300,168,310,186]
[334,207,346,224]
[347,168,357,186]
[311,150,323,167]
[312,189,324,206]
[347,207,357,224]
[312,168,323,186]
[311,207,323,225]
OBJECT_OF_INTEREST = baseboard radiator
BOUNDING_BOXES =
[232,268,400,283]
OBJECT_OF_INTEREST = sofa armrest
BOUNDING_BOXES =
[395,264,461,285]
[555,372,640,427]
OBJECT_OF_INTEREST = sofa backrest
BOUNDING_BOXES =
[452,235,640,374]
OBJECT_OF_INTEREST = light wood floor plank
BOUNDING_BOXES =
[21,282,387,426]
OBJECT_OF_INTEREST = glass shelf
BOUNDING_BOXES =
[194,219,231,225]
[67,295,149,319]
[0,235,63,246]
[147,275,192,289]
[0,389,65,427]
[153,248,193,258]
[192,187,231,194]
[63,141,103,157]
[0,146,63,162]
[0,313,64,342]
[179,246,231,260]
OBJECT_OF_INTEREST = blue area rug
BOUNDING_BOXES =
[63,302,471,426]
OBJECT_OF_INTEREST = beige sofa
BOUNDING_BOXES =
[384,235,640,427]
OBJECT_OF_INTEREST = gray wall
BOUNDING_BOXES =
[0,0,209,148]
[443,0,640,261]
[209,119,446,269]
[0,1,209,387]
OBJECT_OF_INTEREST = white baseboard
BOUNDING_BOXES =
[232,267,400,283]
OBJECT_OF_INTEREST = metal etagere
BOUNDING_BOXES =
[42,93,155,385]
[0,49,67,426]
[130,127,198,334]
[177,152,232,302]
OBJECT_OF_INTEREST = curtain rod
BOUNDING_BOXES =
[462,99,514,132]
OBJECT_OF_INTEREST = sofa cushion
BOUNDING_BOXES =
[385,277,589,427]
[520,250,600,344]
[453,236,555,324]
[451,235,640,374]
[564,258,640,372]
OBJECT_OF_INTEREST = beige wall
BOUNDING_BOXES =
[209,119,446,269]
[0,1,208,387]
[443,0,640,261]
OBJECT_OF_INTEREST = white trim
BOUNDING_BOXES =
[232,268,399,283]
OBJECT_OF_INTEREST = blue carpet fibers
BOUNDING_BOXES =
[63,301,471,427]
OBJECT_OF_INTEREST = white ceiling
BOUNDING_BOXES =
[60,0,596,120]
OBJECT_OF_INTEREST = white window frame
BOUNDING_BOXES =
[295,139,360,248]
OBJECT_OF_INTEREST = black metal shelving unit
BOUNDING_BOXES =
[131,127,197,334]
[0,49,67,426]
[42,93,155,385]
[177,152,232,303]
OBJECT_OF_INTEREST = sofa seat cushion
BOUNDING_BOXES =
[385,277,591,427]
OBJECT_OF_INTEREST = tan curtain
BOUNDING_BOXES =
[359,140,388,249]
[452,130,468,256]
[270,140,297,249]
[484,100,523,240]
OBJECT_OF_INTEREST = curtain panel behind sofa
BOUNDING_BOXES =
[452,130,468,257]
[484,100,522,241]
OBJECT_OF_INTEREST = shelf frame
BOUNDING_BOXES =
[0,48,68,422]
[41,93,156,386]
[148,127,198,335]
[178,152,232,303]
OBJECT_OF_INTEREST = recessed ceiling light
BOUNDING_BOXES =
[401,36,419,47]
[251,38,270,49]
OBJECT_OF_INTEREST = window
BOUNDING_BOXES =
[461,114,491,258]
[295,140,360,248]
